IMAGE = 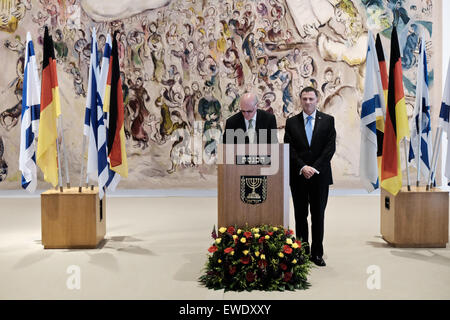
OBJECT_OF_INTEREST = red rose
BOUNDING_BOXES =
[268,231,274,236]
[258,259,268,269]
[246,272,256,282]
[280,263,287,271]
[208,245,218,253]
[224,247,234,254]
[227,226,236,234]
[240,256,250,264]
[229,266,237,275]
[296,240,302,248]
[258,237,265,244]
[283,272,292,282]
[286,229,294,235]
[243,231,252,239]
[283,245,293,254]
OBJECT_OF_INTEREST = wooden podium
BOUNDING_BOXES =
[380,186,449,248]
[41,187,106,249]
[217,143,289,228]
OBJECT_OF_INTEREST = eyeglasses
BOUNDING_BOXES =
[241,110,255,114]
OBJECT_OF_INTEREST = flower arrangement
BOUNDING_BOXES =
[199,225,312,291]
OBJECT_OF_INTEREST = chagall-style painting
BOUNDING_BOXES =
[0,0,441,189]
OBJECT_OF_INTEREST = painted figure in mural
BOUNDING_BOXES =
[171,39,195,81]
[150,43,165,83]
[128,31,145,69]
[65,61,86,97]
[299,53,315,79]
[402,23,419,70]
[0,35,25,131]
[261,91,276,115]
[223,49,244,87]
[54,29,69,62]
[128,77,150,149]
[0,0,31,33]
[0,137,7,182]
[198,85,221,158]
[32,11,49,26]
[73,29,89,68]
[268,19,283,42]
[270,57,293,117]
[321,67,340,97]
[183,86,196,132]
[225,83,240,114]
[242,32,256,69]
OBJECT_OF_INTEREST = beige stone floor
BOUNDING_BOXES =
[0,193,449,300]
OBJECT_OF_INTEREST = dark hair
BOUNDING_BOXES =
[300,86,318,98]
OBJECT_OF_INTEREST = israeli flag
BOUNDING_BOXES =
[408,36,432,181]
[84,28,108,199]
[360,31,385,192]
[19,32,40,193]
[439,57,450,180]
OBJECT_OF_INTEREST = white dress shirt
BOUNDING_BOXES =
[300,110,320,176]
[244,112,257,131]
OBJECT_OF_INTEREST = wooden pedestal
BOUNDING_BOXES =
[380,187,449,248]
[41,187,106,249]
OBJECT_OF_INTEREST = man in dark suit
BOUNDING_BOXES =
[223,92,278,144]
[284,87,336,267]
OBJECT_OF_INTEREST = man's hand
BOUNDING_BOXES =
[301,166,316,179]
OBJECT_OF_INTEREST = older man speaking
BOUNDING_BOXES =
[223,92,278,144]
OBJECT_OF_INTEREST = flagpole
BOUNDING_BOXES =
[416,37,424,187]
[429,127,443,190]
[416,100,422,187]
[403,139,411,191]
[58,116,70,188]
[56,135,63,192]
[79,134,87,192]
[427,127,442,190]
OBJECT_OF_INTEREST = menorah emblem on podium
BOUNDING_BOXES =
[246,178,262,200]
[240,176,267,204]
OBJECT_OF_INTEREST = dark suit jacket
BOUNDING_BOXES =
[223,109,278,144]
[284,111,336,186]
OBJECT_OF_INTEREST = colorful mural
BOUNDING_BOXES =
[0,0,440,189]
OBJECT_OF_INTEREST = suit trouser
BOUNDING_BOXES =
[290,175,329,257]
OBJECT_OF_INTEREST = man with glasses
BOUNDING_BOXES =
[222,92,278,144]
[284,87,336,267]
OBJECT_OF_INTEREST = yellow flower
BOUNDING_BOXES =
[254,233,260,239]
[255,251,260,257]
[219,227,227,233]
[273,227,278,232]
[232,235,238,240]
[278,252,284,258]
[252,228,260,233]
[230,250,235,256]
[240,237,246,243]
[292,243,299,249]
[237,229,242,234]
[260,254,266,260]
[215,238,221,244]
[292,259,297,264]
[286,238,293,245]
[265,235,270,240]
[218,259,222,263]
[243,250,249,255]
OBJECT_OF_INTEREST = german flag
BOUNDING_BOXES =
[375,33,388,179]
[381,26,410,195]
[36,26,61,187]
[107,32,128,178]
